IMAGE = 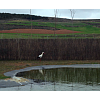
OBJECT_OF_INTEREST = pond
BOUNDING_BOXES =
[1,64,100,91]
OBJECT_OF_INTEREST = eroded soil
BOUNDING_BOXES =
[0,29,80,34]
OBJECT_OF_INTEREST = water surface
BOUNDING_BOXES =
[1,64,100,91]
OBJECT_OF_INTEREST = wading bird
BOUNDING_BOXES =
[38,52,44,61]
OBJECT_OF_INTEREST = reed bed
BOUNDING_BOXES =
[0,39,100,60]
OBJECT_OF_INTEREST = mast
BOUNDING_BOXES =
[30,9,32,38]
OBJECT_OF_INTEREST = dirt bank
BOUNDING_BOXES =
[0,29,80,34]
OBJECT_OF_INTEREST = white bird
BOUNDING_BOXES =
[39,69,44,75]
[38,52,44,60]
[38,52,45,61]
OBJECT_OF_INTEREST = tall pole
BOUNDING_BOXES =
[54,9,58,36]
[70,9,75,34]
[30,9,32,38]
[54,10,56,36]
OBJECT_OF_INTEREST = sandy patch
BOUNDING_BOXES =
[5,76,29,83]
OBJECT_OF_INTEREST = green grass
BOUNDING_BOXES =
[0,32,99,39]
[5,20,100,33]
[5,21,46,26]
[5,21,88,29]
[1,20,100,39]
[0,33,58,39]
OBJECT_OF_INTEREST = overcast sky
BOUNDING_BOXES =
[0,9,100,19]
[1,0,100,19]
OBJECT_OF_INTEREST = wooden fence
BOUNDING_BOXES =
[0,39,100,60]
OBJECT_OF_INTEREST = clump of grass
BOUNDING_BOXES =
[0,75,10,79]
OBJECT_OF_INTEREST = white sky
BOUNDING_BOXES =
[1,0,100,19]
[1,9,100,19]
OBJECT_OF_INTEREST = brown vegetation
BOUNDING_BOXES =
[0,39,100,60]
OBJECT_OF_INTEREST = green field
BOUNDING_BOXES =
[1,20,100,39]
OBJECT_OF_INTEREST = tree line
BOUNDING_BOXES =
[0,13,49,20]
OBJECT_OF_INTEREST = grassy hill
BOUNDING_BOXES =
[0,13,100,39]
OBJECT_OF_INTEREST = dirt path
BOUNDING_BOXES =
[0,29,80,34]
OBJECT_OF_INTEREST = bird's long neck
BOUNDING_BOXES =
[42,52,44,55]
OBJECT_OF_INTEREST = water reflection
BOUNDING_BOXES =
[16,67,100,86]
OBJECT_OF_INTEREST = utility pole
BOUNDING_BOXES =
[70,9,75,32]
[54,9,58,36]
[30,9,32,38]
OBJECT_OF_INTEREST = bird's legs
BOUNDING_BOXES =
[40,58,41,61]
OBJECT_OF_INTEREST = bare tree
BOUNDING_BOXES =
[70,9,75,20]
[70,9,75,32]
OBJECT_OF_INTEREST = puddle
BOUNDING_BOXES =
[16,67,100,85]
[1,64,100,91]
